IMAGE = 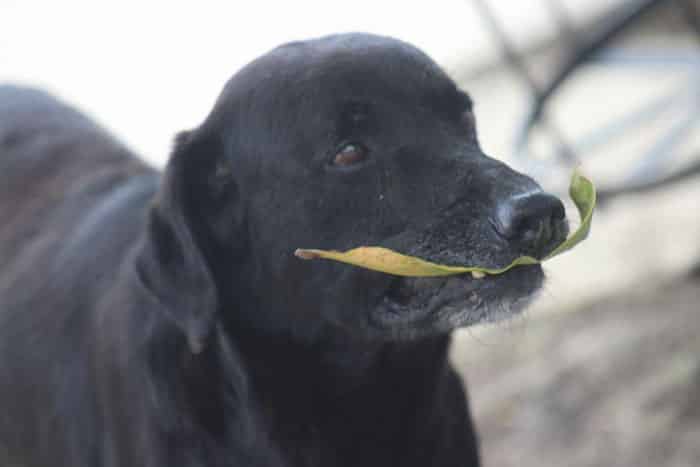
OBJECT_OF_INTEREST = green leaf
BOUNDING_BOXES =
[295,169,595,277]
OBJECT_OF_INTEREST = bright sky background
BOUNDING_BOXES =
[0,0,616,163]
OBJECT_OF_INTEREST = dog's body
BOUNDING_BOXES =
[0,34,567,467]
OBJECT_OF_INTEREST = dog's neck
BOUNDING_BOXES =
[226,320,453,415]
[225,324,454,459]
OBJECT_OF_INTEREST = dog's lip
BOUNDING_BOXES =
[370,264,542,327]
[370,274,477,326]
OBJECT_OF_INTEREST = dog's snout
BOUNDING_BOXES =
[494,192,566,258]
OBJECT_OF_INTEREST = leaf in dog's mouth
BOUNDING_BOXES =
[295,170,595,278]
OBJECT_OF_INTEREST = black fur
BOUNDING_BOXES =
[0,34,567,466]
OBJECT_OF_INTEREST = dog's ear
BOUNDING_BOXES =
[136,130,228,354]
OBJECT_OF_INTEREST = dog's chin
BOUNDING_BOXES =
[368,264,544,340]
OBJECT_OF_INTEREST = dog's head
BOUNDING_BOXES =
[138,33,568,348]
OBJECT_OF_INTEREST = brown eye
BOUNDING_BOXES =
[332,143,368,167]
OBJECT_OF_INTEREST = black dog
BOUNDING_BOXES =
[0,34,567,467]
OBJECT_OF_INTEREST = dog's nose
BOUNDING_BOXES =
[494,192,566,258]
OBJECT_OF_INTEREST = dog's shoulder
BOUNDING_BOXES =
[0,85,144,178]
[0,85,101,146]
[0,85,155,240]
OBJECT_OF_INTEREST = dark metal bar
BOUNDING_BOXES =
[522,0,669,133]
[597,157,700,203]
[675,0,700,42]
[470,0,578,162]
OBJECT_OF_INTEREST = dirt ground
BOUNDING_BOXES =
[451,273,700,467]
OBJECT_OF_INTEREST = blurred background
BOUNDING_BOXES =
[2,0,699,465]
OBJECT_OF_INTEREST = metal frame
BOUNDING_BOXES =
[473,0,700,201]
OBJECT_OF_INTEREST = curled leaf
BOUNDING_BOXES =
[295,170,595,277]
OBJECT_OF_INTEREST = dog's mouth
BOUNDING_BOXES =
[369,263,543,335]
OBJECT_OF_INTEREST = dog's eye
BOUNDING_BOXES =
[332,143,368,167]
